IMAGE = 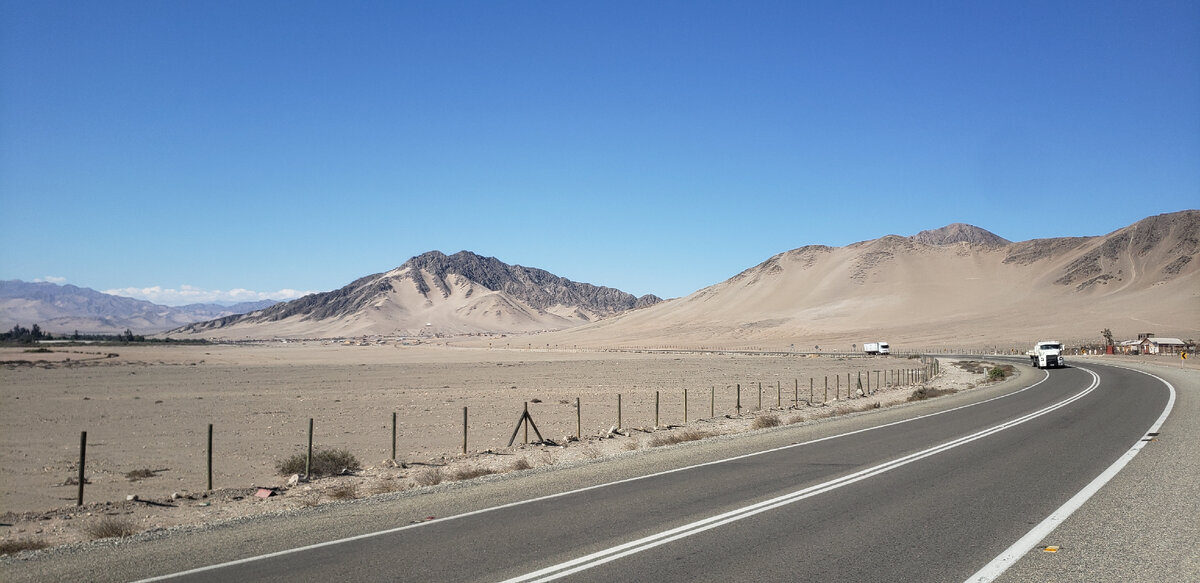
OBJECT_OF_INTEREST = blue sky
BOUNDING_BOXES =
[2,1,1197,305]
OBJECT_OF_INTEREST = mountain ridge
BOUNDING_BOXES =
[527,210,1199,349]
[0,280,278,334]
[172,251,662,338]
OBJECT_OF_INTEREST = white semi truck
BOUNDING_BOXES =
[864,342,890,355]
[1027,340,1066,369]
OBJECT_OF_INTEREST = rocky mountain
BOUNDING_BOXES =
[910,223,1011,246]
[172,251,662,338]
[530,211,1199,349]
[0,281,279,334]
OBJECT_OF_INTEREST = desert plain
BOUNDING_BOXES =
[1,340,987,547]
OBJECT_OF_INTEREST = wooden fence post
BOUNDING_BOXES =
[305,418,314,478]
[207,423,214,491]
[462,407,468,454]
[77,431,86,506]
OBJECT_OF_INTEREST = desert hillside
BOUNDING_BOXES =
[172,251,661,339]
[524,211,1199,350]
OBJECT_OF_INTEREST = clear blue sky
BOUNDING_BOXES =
[2,1,1197,305]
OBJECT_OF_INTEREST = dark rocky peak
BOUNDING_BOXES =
[910,223,1011,247]
[401,250,658,314]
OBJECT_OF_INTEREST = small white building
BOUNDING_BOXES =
[1140,337,1186,355]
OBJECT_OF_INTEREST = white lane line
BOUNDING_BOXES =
[965,366,1177,583]
[138,365,1052,582]
[500,368,1102,582]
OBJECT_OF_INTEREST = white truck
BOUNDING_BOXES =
[864,341,890,355]
[1027,340,1066,369]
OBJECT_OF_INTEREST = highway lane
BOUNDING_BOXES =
[144,360,1172,583]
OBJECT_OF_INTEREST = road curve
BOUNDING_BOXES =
[3,358,1188,582]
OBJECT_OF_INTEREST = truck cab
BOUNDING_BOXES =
[1027,341,1066,369]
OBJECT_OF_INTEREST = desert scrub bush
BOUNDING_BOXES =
[751,414,782,429]
[452,467,496,481]
[648,429,713,447]
[125,468,157,481]
[412,467,444,487]
[85,516,138,540]
[511,457,533,471]
[276,448,361,477]
[327,483,358,500]
[988,365,1015,381]
[907,386,958,401]
[0,538,49,556]
[369,477,405,495]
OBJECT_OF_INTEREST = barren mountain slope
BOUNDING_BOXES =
[530,211,1199,350]
[172,251,661,339]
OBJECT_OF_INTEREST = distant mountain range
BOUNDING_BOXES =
[9,211,1197,346]
[173,251,662,338]
[0,281,277,335]
[530,210,1199,349]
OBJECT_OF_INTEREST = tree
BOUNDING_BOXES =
[1101,328,1114,346]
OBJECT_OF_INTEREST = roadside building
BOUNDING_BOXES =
[1139,337,1186,355]
[1115,339,1142,355]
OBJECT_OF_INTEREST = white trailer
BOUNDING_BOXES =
[864,342,890,355]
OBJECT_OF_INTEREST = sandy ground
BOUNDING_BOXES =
[2,342,1004,550]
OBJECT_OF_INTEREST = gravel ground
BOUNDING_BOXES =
[0,356,1006,581]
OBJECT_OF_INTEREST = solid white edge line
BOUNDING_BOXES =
[964,366,1177,583]
[501,368,1102,582]
[137,362,1051,583]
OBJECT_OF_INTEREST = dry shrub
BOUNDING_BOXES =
[908,386,958,401]
[125,468,157,481]
[0,538,49,556]
[85,516,138,540]
[297,491,321,507]
[988,364,1015,381]
[511,458,533,471]
[751,414,781,429]
[452,467,496,481]
[369,477,405,495]
[648,429,713,447]
[580,445,602,459]
[328,483,358,500]
[623,439,641,451]
[412,467,443,487]
[276,448,361,478]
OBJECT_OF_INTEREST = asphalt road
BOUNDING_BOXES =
[5,358,1187,582]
